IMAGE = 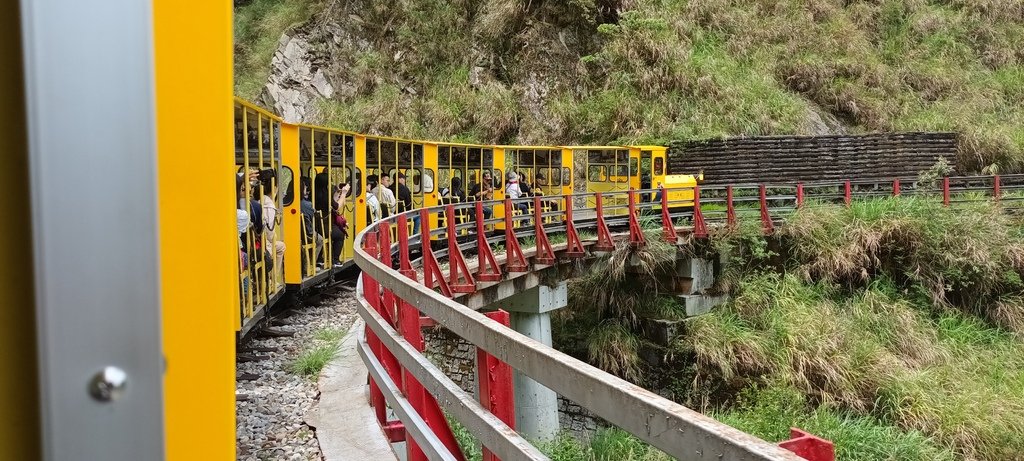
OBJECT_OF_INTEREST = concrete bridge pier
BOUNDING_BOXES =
[492,282,567,443]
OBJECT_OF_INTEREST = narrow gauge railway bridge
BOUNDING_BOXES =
[355,174,1024,461]
[3,1,1020,460]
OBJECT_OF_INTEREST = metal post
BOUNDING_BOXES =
[419,209,452,297]
[503,199,528,272]
[726,185,736,229]
[533,196,555,265]
[759,184,774,235]
[893,178,900,197]
[627,189,646,246]
[397,214,416,279]
[562,194,585,257]
[994,175,1001,203]
[796,183,804,208]
[594,193,615,251]
[475,202,502,281]
[942,177,950,206]
[446,205,476,293]
[843,180,851,207]
[479,311,515,461]
[692,183,707,239]
[660,186,678,242]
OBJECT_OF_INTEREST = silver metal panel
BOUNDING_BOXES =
[355,205,803,460]
[19,0,164,459]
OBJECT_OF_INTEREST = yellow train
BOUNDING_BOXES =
[233,98,696,336]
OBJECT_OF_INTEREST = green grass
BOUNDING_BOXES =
[716,385,956,461]
[234,0,318,99]
[290,326,346,377]
[290,342,340,377]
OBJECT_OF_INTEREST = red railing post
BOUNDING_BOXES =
[660,186,678,242]
[779,428,835,461]
[796,182,804,208]
[593,193,615,252]
[445,205,476,293]
[503,199,529,272]
[692,184,707,239]
[533,196,556,265]
[361,233,387,425]
[397,214,416,280]
[627,189,646,247]
[474,201,502,282]
[994,175,1002,203]
[396,279,427,461]
[419,209,452,297]
[759,184,774,235]
[942,177,950,206]
[563,194,585,258]
[726,185,736,229]
[479,310,515,461]
[893,178,901,197]
[843,180,851,207]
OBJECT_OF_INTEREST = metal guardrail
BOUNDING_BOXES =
[354,175,1012,461]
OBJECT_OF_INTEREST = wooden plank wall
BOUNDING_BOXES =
[667,132,958,185]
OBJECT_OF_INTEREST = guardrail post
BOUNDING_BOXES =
[503,199,529,272]
[693,184,707,239]
[628,189,647,247]
[396,270,426,461]
[893,178,901,197]
[479,310,515,461]
[361,233,387,425]
[475,202,502,282]
[533,196,556,265]
[796,182,804,208]
[660,186,678,242]
[779,428,835,461]
[397,214,416,280]
[594,193,615,251]
[419,209,452,297]
[942,177,950,206]
[994,175,1001,203]
[446,205,476,293]
[759,184,774,235]
[843,180,851,207]
[563,194,585,257]
[726,185,736,229]
[376,225,404,389]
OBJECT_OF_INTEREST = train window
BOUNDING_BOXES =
[492,169,502,189]
[562,167,571,186]
[589,165,604,182]
[654,157,664,176]
[629,158,638,176]
[281,167,295,206]
[351,168,362,197]
[422,169,435,193]
[615,165,629,183]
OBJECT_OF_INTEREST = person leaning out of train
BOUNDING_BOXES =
[365,175,383,224]
[469,170,494,219]
[259,169,286,273]
[299,177,324,269]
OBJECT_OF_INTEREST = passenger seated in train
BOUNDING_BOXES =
[469,170,494,219]
[440,176,466,203]
[506,171,529,214]
[518,170,533,197]
[259,169,286,276]
[370,174,397,218]
[299,177,324,272]
[365,175,383,224]
[393,172,419,233]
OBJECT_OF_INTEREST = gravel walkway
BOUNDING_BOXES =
[236,291,358,461]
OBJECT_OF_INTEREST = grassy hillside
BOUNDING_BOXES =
[235,0,1024,172]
